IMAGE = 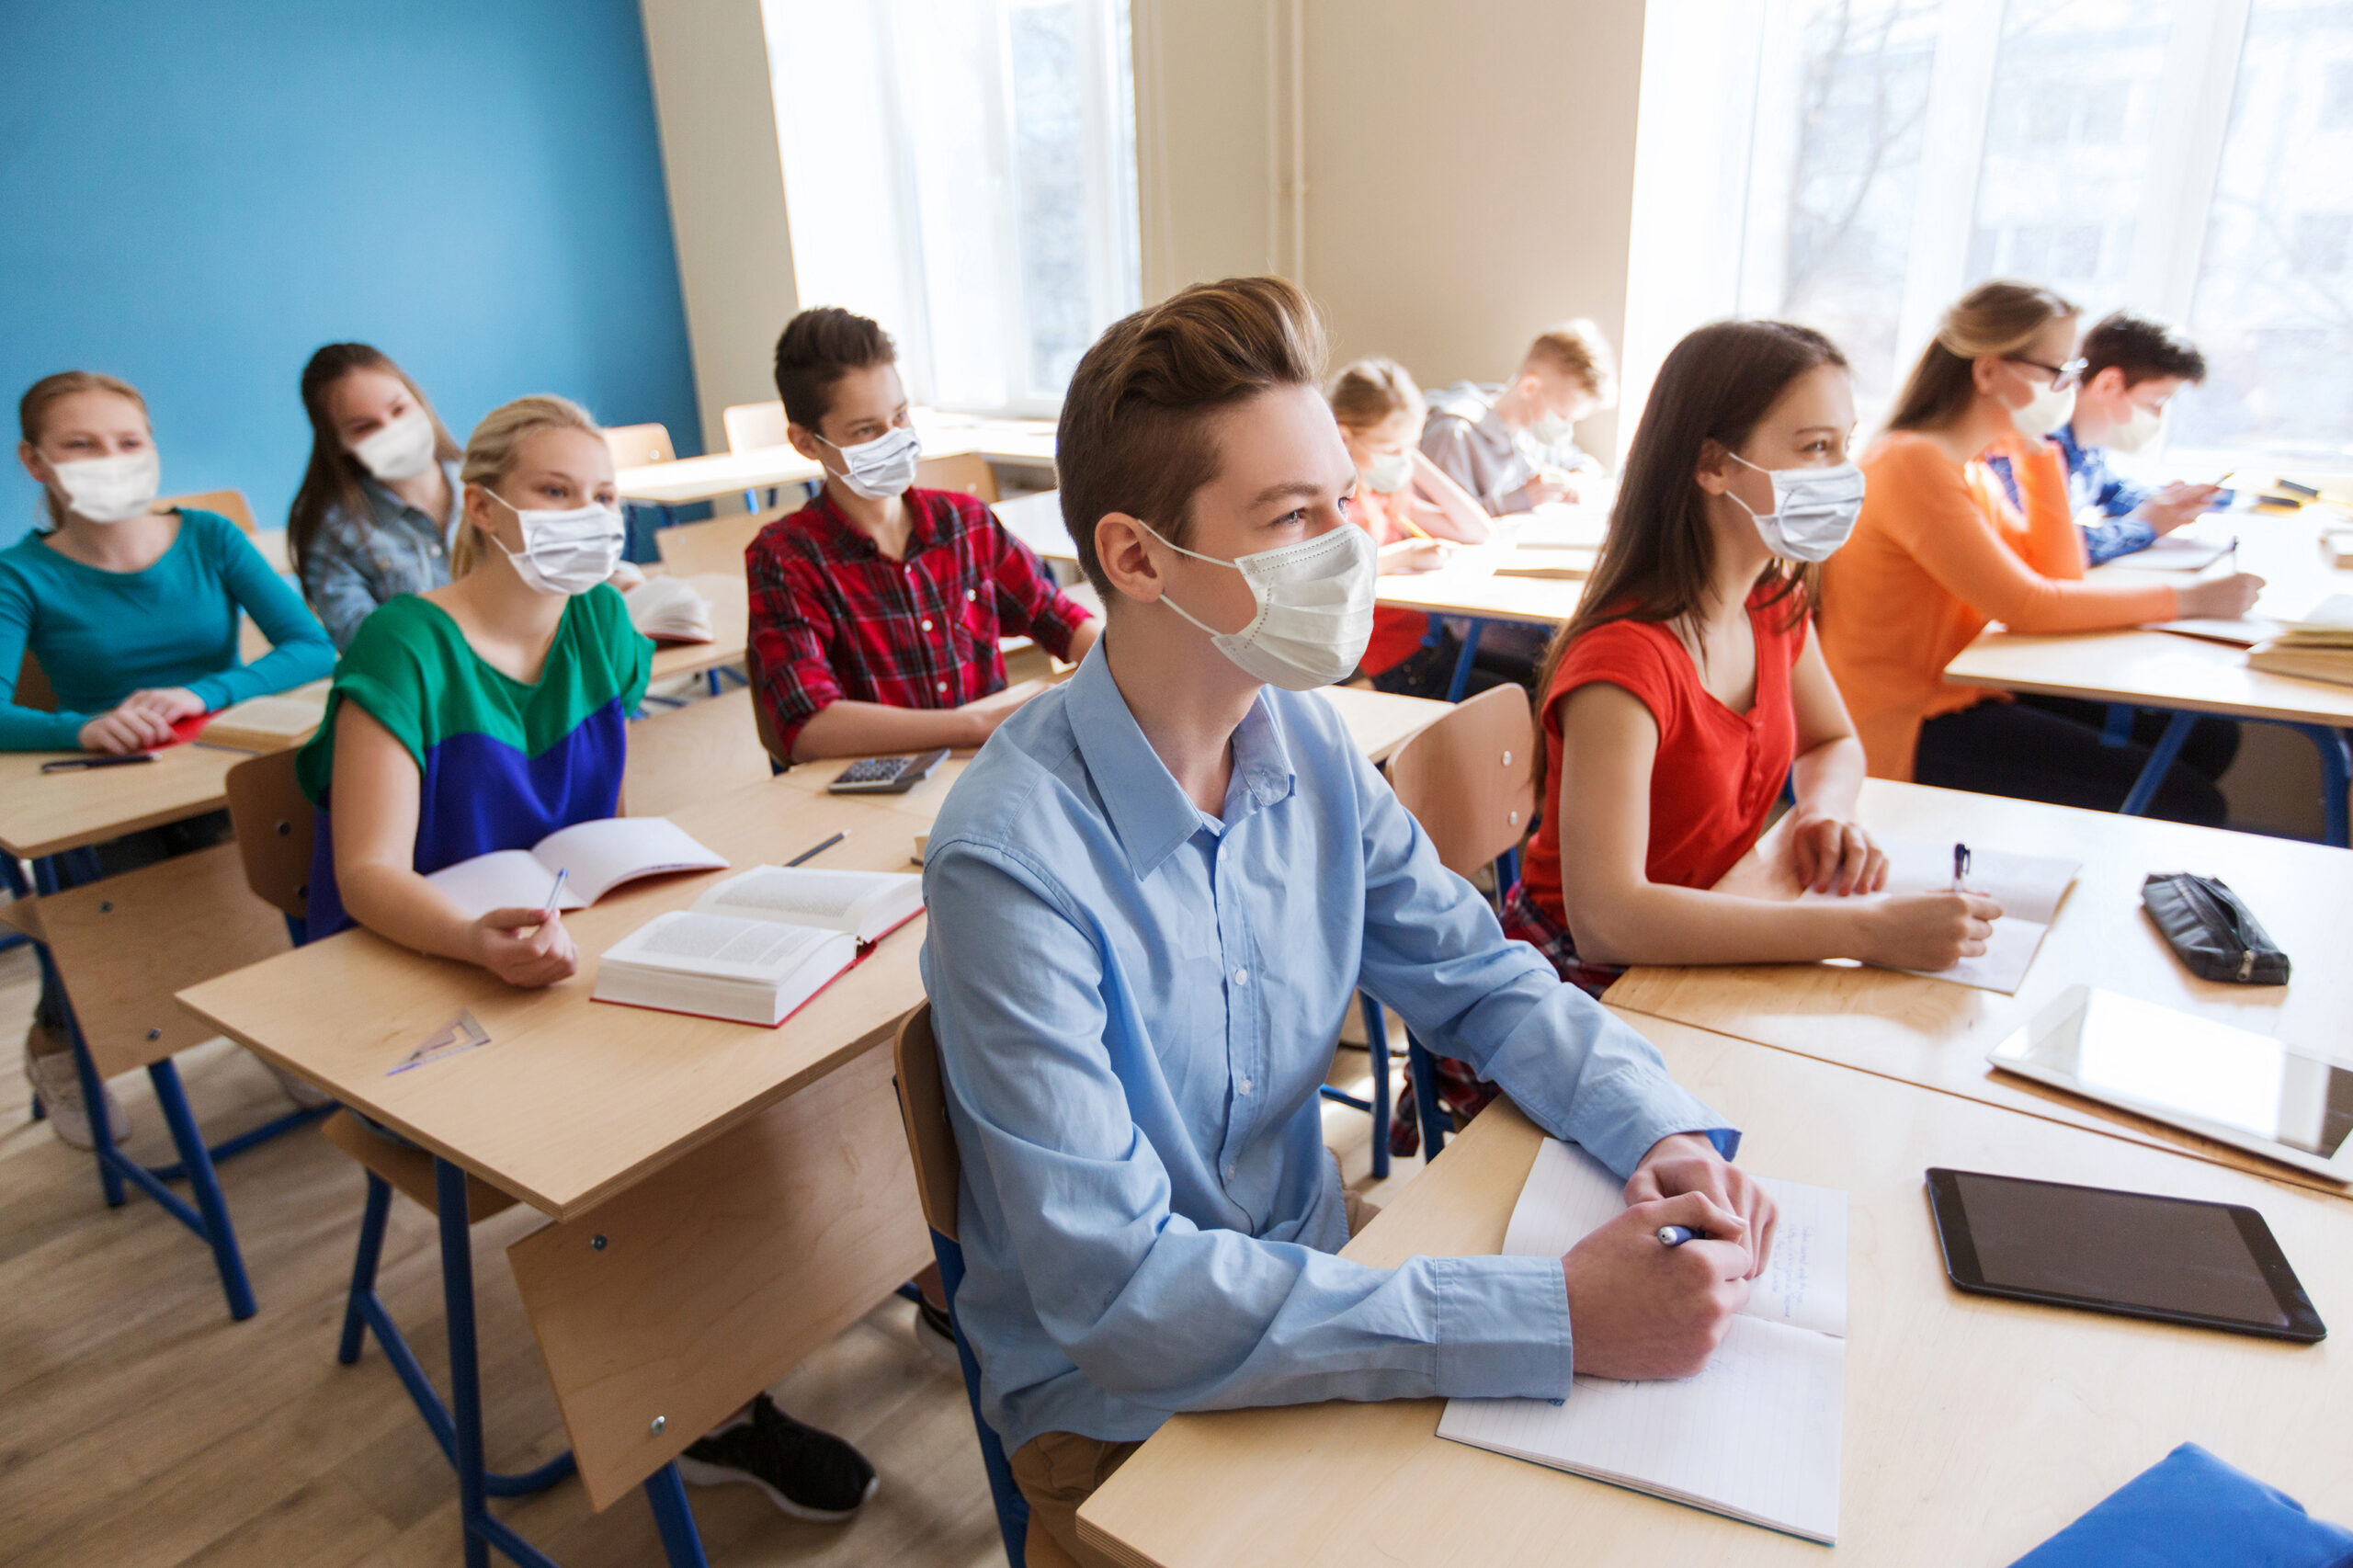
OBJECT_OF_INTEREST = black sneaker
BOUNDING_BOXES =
[913,1293,960,1371]
[676,1395,878,1522]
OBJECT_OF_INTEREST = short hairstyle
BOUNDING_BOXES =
[1523,319,1619,408]
[2081,311,2207,388]
[454,394,602,577]
[1326,356,1424,432]
[1056,275,1328,599]
[19,370,150,530]
[1886,278,2077,434]
[773,307,897,433]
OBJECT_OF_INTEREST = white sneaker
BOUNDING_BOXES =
[25,1033,129,1151]
[263,1061,331,1110]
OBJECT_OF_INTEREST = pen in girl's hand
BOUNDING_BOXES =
[540,866,569,916]
[1951,842,1971,892]
[1657,1225,1706,1247]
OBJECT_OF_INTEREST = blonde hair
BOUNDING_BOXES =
[19,371,151,530]
[453,394,603,576]
[1886,279,2076,434]
[1523,320,1619,408]
[1326,356,1424,432]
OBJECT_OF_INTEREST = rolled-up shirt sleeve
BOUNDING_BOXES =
[924,839,1575,1417]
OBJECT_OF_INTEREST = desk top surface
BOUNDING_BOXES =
[1946,515,2353,721]
[617,415,1058,506]
[0,742,250,860]
[1608,778,2353,1195]
[1080,1009,2353,1568]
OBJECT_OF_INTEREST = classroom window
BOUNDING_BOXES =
[1625,0,2353,470]
[762,0,1141,416]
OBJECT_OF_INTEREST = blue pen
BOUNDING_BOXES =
[540,866,569,916]
[1951,841,1971,892]
[1656,1225,1705,1247]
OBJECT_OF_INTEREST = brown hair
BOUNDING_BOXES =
[1326,356,1424,432]
[287,343,461,585]
[1885,279,2076,434]
[773,307,897,433]
[18,372,150,530]
[1524,320,1619,408]
[2080,311,2207,389]
[1529,320,1848,801]
[1057,276,1328,599]
[453,395,604,577]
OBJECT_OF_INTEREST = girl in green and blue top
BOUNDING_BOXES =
[10,370,335,1149]
[301,393,882,1520]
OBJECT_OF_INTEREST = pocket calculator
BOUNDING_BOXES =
[826,747,950,794]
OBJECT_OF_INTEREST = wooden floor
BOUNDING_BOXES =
[0,915,1418,1567]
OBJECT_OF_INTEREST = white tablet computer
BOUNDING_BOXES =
[1988,986,2353,1182]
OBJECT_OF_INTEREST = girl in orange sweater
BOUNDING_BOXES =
[1818,281,2260,824]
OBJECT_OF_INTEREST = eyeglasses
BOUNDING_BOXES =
[2006,355,2088,392]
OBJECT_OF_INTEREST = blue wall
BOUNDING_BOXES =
[0,0,700,547]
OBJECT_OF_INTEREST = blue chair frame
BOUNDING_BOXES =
[2100,704,2351,846]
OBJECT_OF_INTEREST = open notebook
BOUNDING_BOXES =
[1438,1140,1850,1544]
[592,866,924,1026]
[625,575,714,644]
[1802,837,2079,994]
[425,817,728,918]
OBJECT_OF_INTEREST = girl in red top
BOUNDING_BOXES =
[1325,358,1494,694]
[1503,321,2000,999]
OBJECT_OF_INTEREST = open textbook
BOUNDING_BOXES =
[1438,1139,1850,1544]
[625,575,714,644]
[425,817,728,918]
[1805,837,2079,994]
[593,865,924,1026]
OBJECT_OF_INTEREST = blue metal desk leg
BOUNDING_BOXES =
[2290,723,2353,848]
[1445,620,1487,703]
[2117,711,2198,818]
[148,1058,257,1321]
[644,1463,712,1568]
[1356,994,1390,1182]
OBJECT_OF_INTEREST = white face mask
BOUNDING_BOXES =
[49,449,161,525]
[1725,451,1866,563]
[487,494,625,596]
[2105,401,2164,455]
[1138,517,1376,690]
[1364,451,1414,494]
[2007,370,2077,441]
[350,408,440,482]
[821,424,921,500]
[1529,412,1575,447]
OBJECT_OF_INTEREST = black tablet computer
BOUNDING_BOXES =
[1925,1168,2325,1343]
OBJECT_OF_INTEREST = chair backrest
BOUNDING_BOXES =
[223,748,314,919]
[654,510,778,578]
[14,653,55,713]
[892,1004,962,1242]
[604,423,676,469]
[916,450,999,504]
[722,400,791,453]
[1383,684,1536,879]
[160,489,257,534]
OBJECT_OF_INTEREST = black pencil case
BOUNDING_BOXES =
[2141,872,2290,985]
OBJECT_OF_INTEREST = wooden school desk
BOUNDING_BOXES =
[1945,514,2353,842]
[1375,504,1610,699]
[1079,1010,2353,1568]
[642,570,751,688]
[1607,778,2353,1198]
[616,412,1058,511]
[0,739,320,1322]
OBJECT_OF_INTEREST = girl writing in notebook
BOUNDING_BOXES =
[7,371,335,1146]
[1325,357,1495,697]
[297,395,879,1522]
[1817,281,2261,824]
[1506,322,2002,985]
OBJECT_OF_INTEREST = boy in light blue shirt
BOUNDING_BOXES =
[919,277,1775,1566]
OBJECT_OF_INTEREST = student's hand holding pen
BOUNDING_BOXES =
[467,905,579,987]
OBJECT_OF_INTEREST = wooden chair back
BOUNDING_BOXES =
[160,489,257,534]
[722,400,790,452]
[892,1004,962,1242]
[750,683,789,771]
[604,423,676,469]
[223,748,314,919]
[14,653,56,713]
[654,510,776,578]
[916,450,999,504]
[1382,684,1536,879]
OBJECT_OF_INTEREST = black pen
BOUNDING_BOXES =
[40,754,156,772]
[787,831,845,867]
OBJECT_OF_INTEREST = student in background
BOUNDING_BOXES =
[1420,319,1618,514]
[1818,281,2262,825]
[922,277,1775,1567]
[1325,356,1493,696]
[6,370,335,1145]
[300,394,879,1523]
[287,344,465,651]
[745,308,1099,763]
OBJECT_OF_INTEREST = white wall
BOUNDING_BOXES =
[638,0,800,454]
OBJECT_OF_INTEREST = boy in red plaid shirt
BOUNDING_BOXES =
[745,308,1098,762]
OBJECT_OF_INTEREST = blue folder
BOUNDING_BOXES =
[2010,1444,2353,1568]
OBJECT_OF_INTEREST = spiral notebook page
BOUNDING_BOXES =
[1438,1140,1849,1543]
